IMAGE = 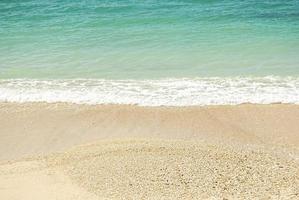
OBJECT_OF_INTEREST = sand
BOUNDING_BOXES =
[0,103,299,199]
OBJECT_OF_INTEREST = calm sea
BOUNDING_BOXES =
[0,0,298,105]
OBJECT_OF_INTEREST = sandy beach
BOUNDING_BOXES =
[2,1,299,199]
[0,103,299,199]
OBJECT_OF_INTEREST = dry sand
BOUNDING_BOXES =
[0,103,299,199]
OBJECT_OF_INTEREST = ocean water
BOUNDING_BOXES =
[0,0,299,105]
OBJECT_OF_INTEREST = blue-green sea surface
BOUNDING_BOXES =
[1,0,299,79]
[0,0,299,106]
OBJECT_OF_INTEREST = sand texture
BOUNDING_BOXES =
[1,103,299,199]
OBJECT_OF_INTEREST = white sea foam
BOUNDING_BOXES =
[0,77,298,106]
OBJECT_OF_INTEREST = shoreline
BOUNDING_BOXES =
[1,101,297,107]
[1,76,299,106]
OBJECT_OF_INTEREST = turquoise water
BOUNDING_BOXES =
[1,0,299,79]
[0,0,299,105]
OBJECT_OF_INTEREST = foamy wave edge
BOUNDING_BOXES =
[0,76,298,106]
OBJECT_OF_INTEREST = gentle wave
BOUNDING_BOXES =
[0,77,298,106]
